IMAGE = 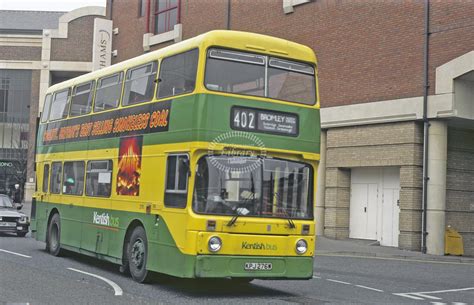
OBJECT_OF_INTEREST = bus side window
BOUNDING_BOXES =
[122,61,157,106]
[62,161,85,196]
[70,81,94,117]
[50,162,62,194]
[164,154,189,208]
[40,94,52,123]
[42,164,50,193]
[157,49,198,99]
[86,160,112,197]
[49,89,71,121]
[94,72,123,112]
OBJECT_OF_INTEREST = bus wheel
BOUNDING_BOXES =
[47,213,62,256]
[127,226,150,283]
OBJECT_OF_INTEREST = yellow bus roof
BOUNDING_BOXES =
[46,30,317,94]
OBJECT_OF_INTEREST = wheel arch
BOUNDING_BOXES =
[47,208,60,228]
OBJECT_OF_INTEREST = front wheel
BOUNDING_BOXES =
[127,226,151,283]
[47,213,62,256]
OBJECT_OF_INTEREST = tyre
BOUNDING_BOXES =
[47,213,62,256]
[127,226,151,283]
[16,232,27,237]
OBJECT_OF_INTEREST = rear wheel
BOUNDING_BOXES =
[16,232,27,237]
[127,226,151,283]
[47,213,62,256]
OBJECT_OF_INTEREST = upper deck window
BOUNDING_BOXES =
[268,58,316,105]
[157,49,198,99]
[154,0,179,34]
[49,89,70,121]
[70,81,94,117]
[40,94,52,123]
[205,48,316,105]
[94,72,123,112]
[123,62,157,106]
[205,49,266,97]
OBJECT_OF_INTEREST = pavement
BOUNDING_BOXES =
[316,235,474,264]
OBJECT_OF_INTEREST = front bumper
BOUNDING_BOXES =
[0,224,29,234]
[195,255,313,279]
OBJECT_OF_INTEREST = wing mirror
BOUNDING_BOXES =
[16,204,23,211]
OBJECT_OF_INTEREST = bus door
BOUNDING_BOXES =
[59,161,85,249]
[37,162,51,240]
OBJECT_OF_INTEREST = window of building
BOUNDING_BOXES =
[49,89,70,121]
[70,81,95,117]
[50,162,62,194]
[94,72,123,112]
[164,154,189,208]
[156,49,198,99]
[154,0,179,34]
[42,164,49,193]
[123,62,157,106]
[62,161,85,196]
[41,94,52,123]
[86,160,112,197]
[139,0,146,17]
[0,78,9,113]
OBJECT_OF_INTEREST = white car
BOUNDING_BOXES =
[0,194,29,237]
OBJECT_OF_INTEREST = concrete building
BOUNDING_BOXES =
[0,7,112,201]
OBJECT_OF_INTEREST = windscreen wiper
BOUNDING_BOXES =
[227,213,239,227]
[227,172,255,227]
[273,192,296,229]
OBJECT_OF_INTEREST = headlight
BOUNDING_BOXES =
[18,216,29,224]
[208,236,222,252]
[296,239,308,255]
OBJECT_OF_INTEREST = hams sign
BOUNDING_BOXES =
[92,18,113,71]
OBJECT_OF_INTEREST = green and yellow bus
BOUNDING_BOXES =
[32,30,320,283]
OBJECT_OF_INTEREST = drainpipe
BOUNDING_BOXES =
[227,0,231,30]
[421,0,430,254]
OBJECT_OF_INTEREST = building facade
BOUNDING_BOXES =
[0,7,112,201]
[103,0,474,256]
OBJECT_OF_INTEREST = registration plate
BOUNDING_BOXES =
[244,262,272,271]
[0,222,16,227]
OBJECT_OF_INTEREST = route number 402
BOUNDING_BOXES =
[233,109,256,130]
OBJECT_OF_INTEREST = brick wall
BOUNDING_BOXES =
[325,121,423,250]
[446,127,474,256]
[109,0,147,64]
[108,1,474,107]
[50,15,103,62]
[0,46,41,61]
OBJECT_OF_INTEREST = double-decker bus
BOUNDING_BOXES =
[32,30,320,283]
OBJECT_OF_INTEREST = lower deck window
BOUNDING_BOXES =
[86,160,112,197]
[50,162,62,194]
[63,161,85,195]
[164,154,189,208]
